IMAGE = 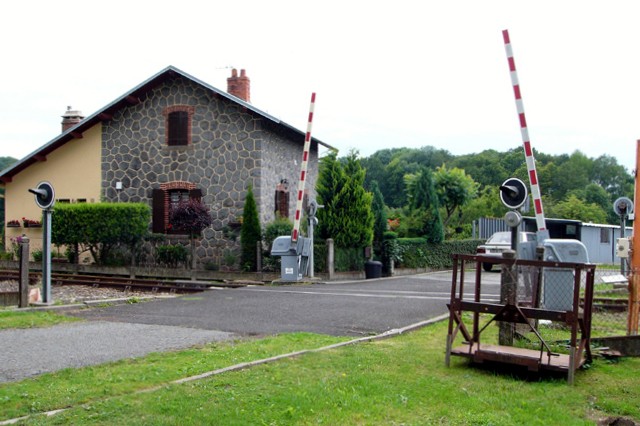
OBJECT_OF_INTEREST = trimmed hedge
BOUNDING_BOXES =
[274,239,483,274]
[52,202,150,265]
[313,243,366,273]
[396,238,484,269]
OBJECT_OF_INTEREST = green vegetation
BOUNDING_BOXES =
[395,238,482,269]
[317,150,374,249]
[169,198,213,269]
[240,186,261,272]
[369,181,387,257]
[404,166,444,243]
[0,310,80,330]
[155,244,188,267]
[0,332,348,422]
[52,203,150,265]
[361,146,633,240]
[0,321,637,425]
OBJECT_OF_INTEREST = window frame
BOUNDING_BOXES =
[163,105,195,147]
[152,182,202,234]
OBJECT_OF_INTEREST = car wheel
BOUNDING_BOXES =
[482,263,493,272]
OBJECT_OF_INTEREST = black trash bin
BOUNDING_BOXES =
[364,260,383,279]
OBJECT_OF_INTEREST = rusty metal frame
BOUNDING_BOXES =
[445,254,595,384]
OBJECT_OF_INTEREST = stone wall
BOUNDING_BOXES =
[100,75,318,268]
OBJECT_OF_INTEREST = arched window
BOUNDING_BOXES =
[152,182,202,234]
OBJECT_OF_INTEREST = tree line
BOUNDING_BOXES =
[358,145,633,239]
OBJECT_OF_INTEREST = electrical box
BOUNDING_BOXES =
[542,239,589,311]
[271,236,308,282]
[617,237,630,258]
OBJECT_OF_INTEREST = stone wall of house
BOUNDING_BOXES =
[100,76,318,268]
[259,136,319,226]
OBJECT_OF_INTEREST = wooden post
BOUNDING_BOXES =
[499,250,517,345]
[629,140,640,335]
[256,240,262,272]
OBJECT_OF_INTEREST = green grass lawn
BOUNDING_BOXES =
[0,309,81,330]
[1,316,638,425]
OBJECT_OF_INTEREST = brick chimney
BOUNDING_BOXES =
[226,68,250,102]
[61,106,84,132]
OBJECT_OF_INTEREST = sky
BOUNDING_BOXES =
[2,1,640,172]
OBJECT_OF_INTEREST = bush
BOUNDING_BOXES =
[240,186,261,272]
[310,242,366,273]
[155,244,188,268]
[335,246,366,272]
[32,249,43,262]
[395,238,484,269]
[263,215,293,252]
[0,251,13,260]
[169,199,212,236]
[52,203,150,265]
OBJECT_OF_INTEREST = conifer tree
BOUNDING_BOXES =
[317,150,373,248]
[240,186,261,271]
[408,167,444,243]
[370,180,387,256]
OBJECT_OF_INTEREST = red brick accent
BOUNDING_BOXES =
[160,181,196,230]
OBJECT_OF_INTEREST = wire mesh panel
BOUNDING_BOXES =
[589,268,630,338]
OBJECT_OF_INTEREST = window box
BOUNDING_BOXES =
[6,220,21,228]
[22,219,42,228]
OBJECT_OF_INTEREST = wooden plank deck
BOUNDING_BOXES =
[451,344,584,372]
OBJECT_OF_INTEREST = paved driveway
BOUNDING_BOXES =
[72,271,501,337]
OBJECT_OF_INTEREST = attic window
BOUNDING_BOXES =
[163,105,194,146]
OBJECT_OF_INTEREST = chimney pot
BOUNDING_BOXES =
[61,106,85,133]
[227,68,251,103]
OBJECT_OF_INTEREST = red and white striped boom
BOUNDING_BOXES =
[502,29,548,237]
[291,92,316,244]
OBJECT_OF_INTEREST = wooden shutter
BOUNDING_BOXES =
[168,111,188,146]
[275,189,289,218]
[189,188,203,202]
[152,188,165,233]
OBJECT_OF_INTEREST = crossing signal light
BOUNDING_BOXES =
[499,178,527,210]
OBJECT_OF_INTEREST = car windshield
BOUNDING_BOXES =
[487,232,511,244]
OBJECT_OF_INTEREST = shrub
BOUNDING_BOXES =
[52,203,150,265]
[240,186,261,272]
[263,215,293,252]
[169,199,212,236]
[0,251,13,260]
[395,238,484,269]
[155,244,188,268]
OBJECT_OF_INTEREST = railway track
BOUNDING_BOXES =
[0,270,216,294]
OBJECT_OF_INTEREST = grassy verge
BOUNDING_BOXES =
[1,321,639,425]
[0,310,81,330]
[0,332,348,421]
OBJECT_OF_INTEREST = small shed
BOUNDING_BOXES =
[580,222,632,264]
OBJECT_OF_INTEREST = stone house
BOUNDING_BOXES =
[1,66,333,267]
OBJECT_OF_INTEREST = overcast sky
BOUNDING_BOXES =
[2,1,639,173]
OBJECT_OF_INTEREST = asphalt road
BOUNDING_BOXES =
[71,271,502,337]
